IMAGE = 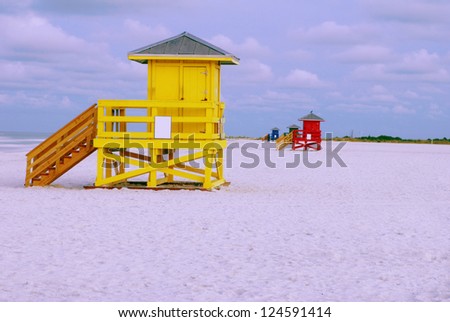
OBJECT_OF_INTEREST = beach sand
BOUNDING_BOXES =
[0,140,449,301]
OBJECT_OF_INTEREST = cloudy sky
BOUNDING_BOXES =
[1,0,449,138]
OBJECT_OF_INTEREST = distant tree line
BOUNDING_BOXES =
[334,135,450,144]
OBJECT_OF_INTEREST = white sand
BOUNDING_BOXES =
[0,140,449,301]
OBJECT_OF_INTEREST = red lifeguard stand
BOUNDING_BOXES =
[292,111,325,151]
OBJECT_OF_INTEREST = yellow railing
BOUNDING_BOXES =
[96,99,225,141]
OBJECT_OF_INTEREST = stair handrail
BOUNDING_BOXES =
[275,131,293,150]
[25,104,97,186]
[26,104,97,158]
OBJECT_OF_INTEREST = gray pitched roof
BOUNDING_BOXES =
[128,32,239,64]
[271,127,279,130]
[299,111,325,122]
[287,124,300,129]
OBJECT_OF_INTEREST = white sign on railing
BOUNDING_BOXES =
[154,116,172,139]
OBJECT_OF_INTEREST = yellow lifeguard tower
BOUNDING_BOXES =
[25,32,239,190]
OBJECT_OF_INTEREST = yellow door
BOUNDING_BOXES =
[183,66,208,101]
[154,64,180,100]
[183,66,208,134]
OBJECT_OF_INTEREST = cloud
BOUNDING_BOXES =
[365,0,450,23]
[368,85,397,102]
[393,49,441,74]
[0,13,147,111]
[0,91,79,110]
[392,23,450,42]
[352,50,450,82]
[285,49,311,61]
[392,104,416,114]
[88,19,173,56]
[326,85,423,115]
[331,85,398,108]
[335,45,393,63]
[33,0,111,15]
[0,93,8,105]
[418,84,446,94]
[232,90,315,111]
[32,0,202,15]
[328,102,390,114]
[0,60,57,90]
[121,20,172,50]
[0,14,87,59]
[292,21,375,45]
[0,0,32,13]
[262,90,314,104]
[326,91,343,99]
[1,13,86,65]
[370,85,388,94]
[392,49,449,81]
[208,34,270,58]
[427,103,444,118]
[352,64,387,80]
[280,69,327,88]
[196,36,271,87]
[124,19,171,40]
[231,59,273,83]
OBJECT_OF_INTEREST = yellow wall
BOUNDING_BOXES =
[147,60,222,136]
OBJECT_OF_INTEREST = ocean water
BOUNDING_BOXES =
[0,131,49,152]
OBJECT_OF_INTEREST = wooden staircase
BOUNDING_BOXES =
[275,131,293,150]
[25,104,97,187]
